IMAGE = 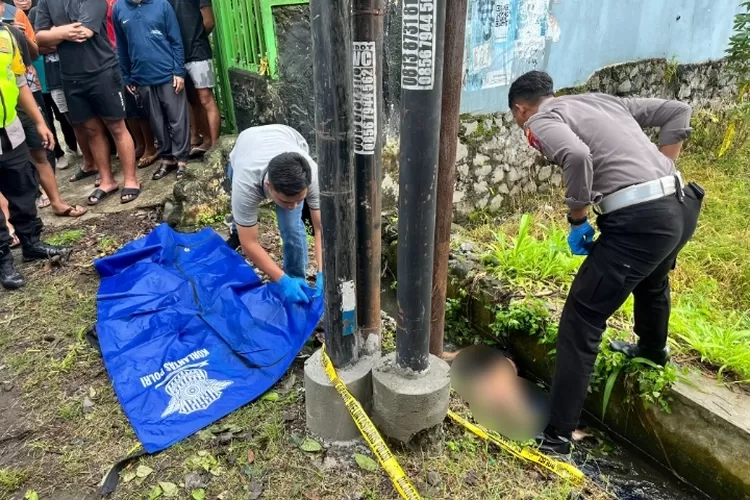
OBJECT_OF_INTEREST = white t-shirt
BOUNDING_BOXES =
[229,124,320,227]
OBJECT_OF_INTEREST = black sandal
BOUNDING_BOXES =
[120,187,141,204]
[152,162,177,180]
[87,187,119,206]
[70,168,98,183]
[176,164,187,179]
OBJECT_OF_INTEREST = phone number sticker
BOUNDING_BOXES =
[401,0,436,91]
[353,41,377,155]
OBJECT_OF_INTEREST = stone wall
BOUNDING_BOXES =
[382,58,736,218]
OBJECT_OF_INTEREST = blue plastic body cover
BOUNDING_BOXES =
[94,224,323,452]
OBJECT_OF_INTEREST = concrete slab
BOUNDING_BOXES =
[40,156,184,230]
[304,349,376,442]
[372,352,451,443]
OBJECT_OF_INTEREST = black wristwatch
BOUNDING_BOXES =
[567,213,588,226]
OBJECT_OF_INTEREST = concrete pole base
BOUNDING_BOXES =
[372,352,451,444]
[303,348,376,442]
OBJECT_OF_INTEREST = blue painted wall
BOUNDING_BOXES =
[460,0,742,114]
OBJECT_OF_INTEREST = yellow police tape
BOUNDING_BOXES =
[321,347,422,500]
[447,410,585,486]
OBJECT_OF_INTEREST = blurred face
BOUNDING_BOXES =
[266,181,307,211]
[13,0,32,12]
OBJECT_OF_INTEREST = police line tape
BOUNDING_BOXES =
[447,410,585,486]
[321,347,422,500]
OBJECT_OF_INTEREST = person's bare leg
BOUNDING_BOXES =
[140,118,157,157]
[197,88,220,148]
[30,149,86,216]
[127,118,145,158]
[189,105,201,147]
[104,119,139,194]
[74,124,96,174]
[83,117,117,193]
[0,194,16,239]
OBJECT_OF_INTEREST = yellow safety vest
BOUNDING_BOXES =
[0,26,24,128]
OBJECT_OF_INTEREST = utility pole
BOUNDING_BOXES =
[396,0,448,372]
[430,0,468,357]
[311,0,358,368]
[352,0,385,348]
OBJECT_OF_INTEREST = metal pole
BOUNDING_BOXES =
[430,0,468,357]
[396,0,447,372]
[311,0,359,368]
[352,0,384,346]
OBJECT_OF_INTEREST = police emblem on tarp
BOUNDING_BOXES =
[526,127,543,152]
[160,366,233,418]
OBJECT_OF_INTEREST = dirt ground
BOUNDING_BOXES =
[0,198,616,500]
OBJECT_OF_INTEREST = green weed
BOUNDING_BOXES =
[46,229,85,246]
[0,468,27,494]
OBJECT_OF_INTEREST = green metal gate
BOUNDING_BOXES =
[211,0,310,133]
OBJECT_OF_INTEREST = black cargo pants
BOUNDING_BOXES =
[549,184,703,435]
[0,133,43,252]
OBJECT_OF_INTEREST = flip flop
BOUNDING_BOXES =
[87,187,119,206]
[120,186,141,204]
[69,168,98,183]
[152,162,177,180]
[53,205,87,218]
[137,154,159,169]
[189,147,208,159]
[37,195,51,209]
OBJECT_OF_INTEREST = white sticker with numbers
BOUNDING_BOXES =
[353,41,377,155]
[401,0,437,91]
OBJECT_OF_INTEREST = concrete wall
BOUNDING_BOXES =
[462,0,741,114]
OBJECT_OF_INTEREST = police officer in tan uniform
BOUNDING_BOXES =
[507,71,704,453]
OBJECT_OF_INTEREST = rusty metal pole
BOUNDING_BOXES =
[352,0,384,348]
[429,0,468,357]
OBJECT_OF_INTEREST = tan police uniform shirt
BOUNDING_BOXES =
[524,94,692,209]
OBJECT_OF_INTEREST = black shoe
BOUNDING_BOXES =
[20,238,72,262]
[225,231,240,251]
[609,340,670,366]
[535,427,572,455]
[0,249,25,289]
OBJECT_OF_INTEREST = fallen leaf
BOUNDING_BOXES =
[121,471,137,483]
[247,449,255,464]
[24,491,38,500]
[261,391,279,402]
[88,386,97,398]
[136,465,154,478]
[248,480,264,500]
[210,466,226,477]
[159,482,178,498]
[148,485,162,500]
[196,430,214,442]
[191,490,206,500]
[354,453,379,472]
[300,438,323,452]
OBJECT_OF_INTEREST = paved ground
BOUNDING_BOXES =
[39,154,186,230]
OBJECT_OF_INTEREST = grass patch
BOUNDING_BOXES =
[0,468,28,495]
[46,229,86,246]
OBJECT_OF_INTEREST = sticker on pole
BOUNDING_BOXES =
[353,41,377,156]
[401,0,437,91]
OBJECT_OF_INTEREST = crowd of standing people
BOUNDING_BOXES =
[0,0,220,290]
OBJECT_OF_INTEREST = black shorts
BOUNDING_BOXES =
[63,66,127,125]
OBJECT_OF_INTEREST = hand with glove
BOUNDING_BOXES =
[567,220,596,256]
[313,271,324,298]
[278,274,311,304]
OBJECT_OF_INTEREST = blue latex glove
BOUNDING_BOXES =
[567,220,596,256]
[313,271,324,298]
[278,274,310,304]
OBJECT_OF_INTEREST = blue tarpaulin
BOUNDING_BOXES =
[94,224,323,453]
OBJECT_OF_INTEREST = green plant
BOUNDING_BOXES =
[0,468,27,493]
[727,1,750,90]
[664,55,679,83]
[489,300,557,345]
[482,214,579,288]
[47,229,85,246]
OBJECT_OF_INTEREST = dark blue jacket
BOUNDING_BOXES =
[112,0,185,86]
